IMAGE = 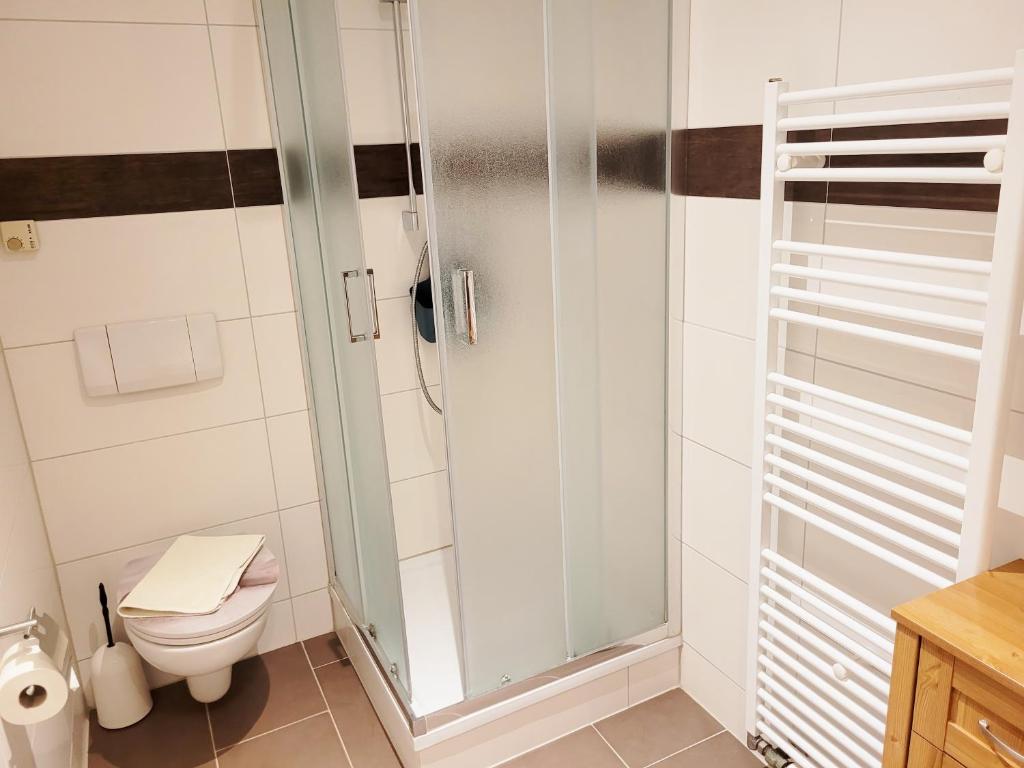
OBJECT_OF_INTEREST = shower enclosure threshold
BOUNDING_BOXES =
[329,585,678,766]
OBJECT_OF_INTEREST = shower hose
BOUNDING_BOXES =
[411,241,443,415]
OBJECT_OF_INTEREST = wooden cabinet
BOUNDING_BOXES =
[883,561,1024,768]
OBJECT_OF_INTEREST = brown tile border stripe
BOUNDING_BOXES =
[353,142,423,199]
[228,148,284,207]
[0,151,234,221]
[673,119,1006,211]
[0,150,286,221]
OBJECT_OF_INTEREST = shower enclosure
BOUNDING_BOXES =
[259,0,671,716]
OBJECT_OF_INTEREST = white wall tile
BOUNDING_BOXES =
[392,470,453,560]
[206,0,256,25]
[681,439,750,581]
[253,312,308,416]
[340,29,418,145]
[357,196,429,300]
[292,589,333,641]
[57,511,290,662]
[681,323,755,464]
[337,0,409,30]
[684,197,759,339]
[0,350,89,763]
[836,0,1024,112]
[681,545,747,686]
[267,411,319,509]
[257,599,298,654]
[8,319,263,460]
[667,432,682,543]
[35,419,276,563]
[0,21,223,157]
[0,0,206,22]
[628,648,681,706]
[687,0,841,128]
[236,205,295,316]
[380,387,446,482]
[0,210,249,348]
[210,24,273,149]
[374,297,440,396]
[681,643,745,740]
[280,502,329,596]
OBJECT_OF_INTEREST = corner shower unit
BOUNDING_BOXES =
[746,55,1024,768]
[258,0,671,723]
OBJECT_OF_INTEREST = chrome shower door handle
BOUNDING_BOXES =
[459,268,478,345]
[366,268,381,340]
[342,269,381,343]
[980,720,1024,766]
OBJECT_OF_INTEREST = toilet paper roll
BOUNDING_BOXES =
[0,638,68,726]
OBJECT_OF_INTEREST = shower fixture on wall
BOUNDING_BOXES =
[411,242,441,414]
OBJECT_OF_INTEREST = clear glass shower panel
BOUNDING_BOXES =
[263,0,411,695]
[414,0,570,697]
[548,0,669,656]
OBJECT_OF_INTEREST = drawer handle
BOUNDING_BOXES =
[980,719,1024,766]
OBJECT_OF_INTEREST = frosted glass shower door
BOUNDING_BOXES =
[547,0,669,657]
[262,0,411,696]
[414,0,669,698]
[414,0,570,697]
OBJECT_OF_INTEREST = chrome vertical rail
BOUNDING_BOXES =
[386,0,420,231]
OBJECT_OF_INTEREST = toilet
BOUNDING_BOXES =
[117,547,279,703]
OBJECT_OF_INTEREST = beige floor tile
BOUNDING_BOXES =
[88,682,215,768]
[498,727,624,768]
[217,713,350,768]
[658,732,760,767]
[317,661,401,768]
[302,631,348,668]
[594,689,722,768]
[208,643,326,748]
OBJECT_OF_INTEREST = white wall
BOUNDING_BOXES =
[0,0,333,696]
[674,0,1024,739]
[0,349,84,767]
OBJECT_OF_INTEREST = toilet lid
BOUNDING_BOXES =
[117,549,278,645]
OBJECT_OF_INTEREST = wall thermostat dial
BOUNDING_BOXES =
[1,220,39,252]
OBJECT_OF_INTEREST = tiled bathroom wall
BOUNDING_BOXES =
[0,0,331,694]
[673,0,1024,739]
[0,350,84,767]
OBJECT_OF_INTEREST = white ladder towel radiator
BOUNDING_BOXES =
[745,51,1024,768]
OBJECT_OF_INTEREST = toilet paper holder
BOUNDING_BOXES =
[0,609,38,641]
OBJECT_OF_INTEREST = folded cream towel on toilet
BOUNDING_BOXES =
[118,534,265,618]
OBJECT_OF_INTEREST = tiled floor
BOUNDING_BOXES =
[87,633,401,768]
[500,689,761,768]
[88,637,758,768]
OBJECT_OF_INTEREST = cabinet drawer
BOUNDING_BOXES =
[944,661,1024,768]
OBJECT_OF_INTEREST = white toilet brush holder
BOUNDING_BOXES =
[91,584,152,729]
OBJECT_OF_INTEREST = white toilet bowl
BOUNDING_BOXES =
[118,549,279,703]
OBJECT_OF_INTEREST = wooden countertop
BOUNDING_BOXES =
[892,559,1024,700]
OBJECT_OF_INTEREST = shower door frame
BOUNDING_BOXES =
[255,0,414,712]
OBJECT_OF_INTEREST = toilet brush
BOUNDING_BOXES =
[90,583,153,729]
